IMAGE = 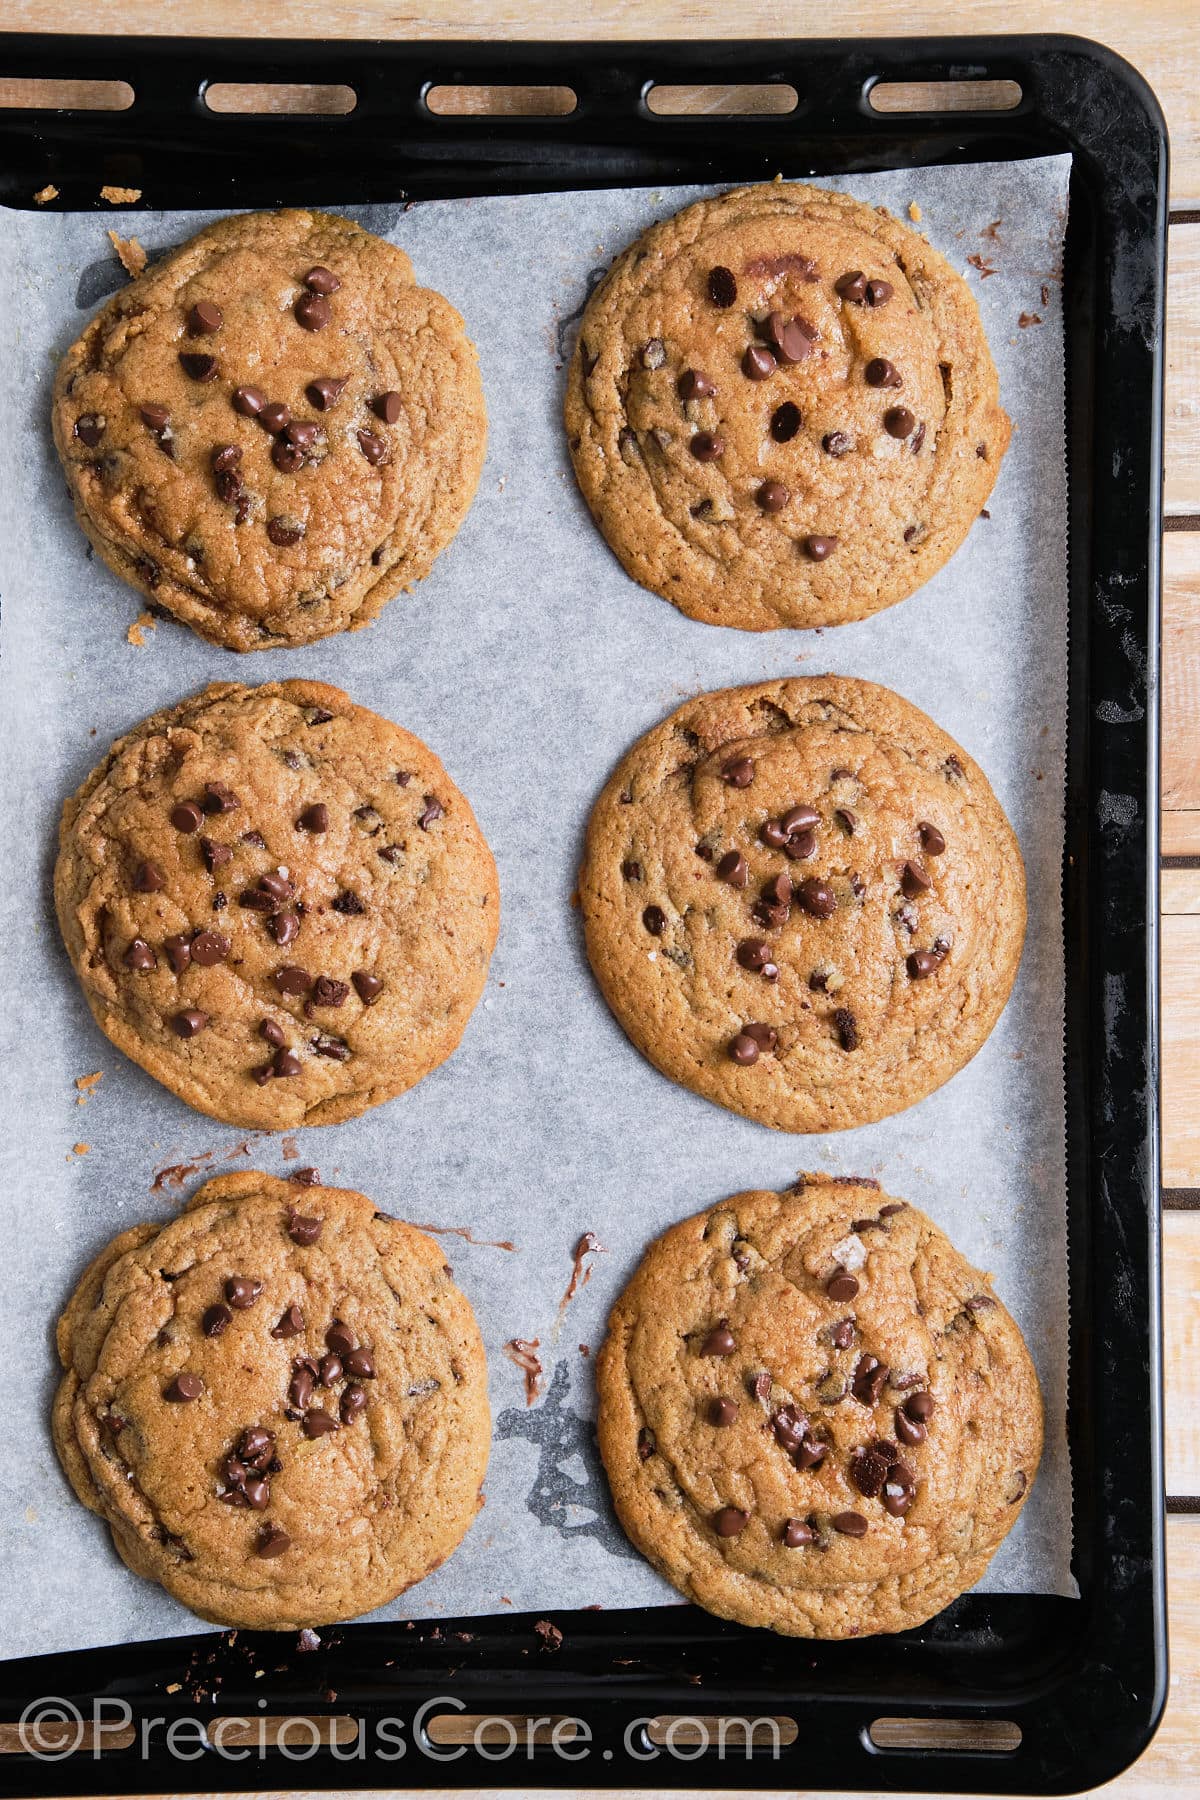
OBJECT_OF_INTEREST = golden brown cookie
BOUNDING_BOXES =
[565,182,1008,630]
[53,1171,490,1630]
[53,210,486,650]
[578,676,1025,1133]
[596,1176,1042,1638]
[55,679,499,1128]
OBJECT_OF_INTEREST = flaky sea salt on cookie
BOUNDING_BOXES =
[565,182,1008,630]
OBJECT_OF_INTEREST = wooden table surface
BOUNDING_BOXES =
[3,1,1197,1795]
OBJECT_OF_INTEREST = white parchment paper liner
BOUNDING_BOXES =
[0,153,1072,1660]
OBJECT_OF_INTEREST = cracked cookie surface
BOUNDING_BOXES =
[53,1170,491,1630]
[53,210,486,650]
[565,182,1008,631]
[578,675,1025,1133]
[55,679,499,1129]
[596,1176,1042,1638]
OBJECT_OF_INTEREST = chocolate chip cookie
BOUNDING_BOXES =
[53,1170,490,1629]
[565,182,1008,631]
[596,1176,1042,1638]
[579,676,1024,1132]
[53,210,486,650]
[55,679,499,1128]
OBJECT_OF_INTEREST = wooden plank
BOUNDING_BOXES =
[3,0,1197,206]
[1164,530,1200,853]
[1166,228,1199,520]
[1164,912,1200,1190]
[1164,1209,1200,1498]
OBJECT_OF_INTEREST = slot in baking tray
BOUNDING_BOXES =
[0,31,1165,1796]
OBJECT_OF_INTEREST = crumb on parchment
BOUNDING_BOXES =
[73,1143,90,1156]
[100,184,142,204]
[908,200,922,222]
[127,611,157,646]
[75,1071,104,1105]
[108,229,147,277]
[34,184,59,206]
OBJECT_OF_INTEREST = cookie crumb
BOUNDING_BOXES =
[73,1142,90,1156]
[907,200,922,222]
[533,1618,563,1652]
[127,610,157,647]
[100,184,142,204]
[1018,312,1043,329]
[34,183,59,205]
[75,1070,104,1105]
[108,228,148,277]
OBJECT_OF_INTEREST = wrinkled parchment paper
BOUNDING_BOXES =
[0,154,1073,1660]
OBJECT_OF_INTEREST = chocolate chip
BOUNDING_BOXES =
[690,431,724,462]
[288,1211,322,1245]
[123,937,156,971]
[271,438,303,474]
[257,870,293,902]
[298,802,328,833]
[274,965,312,996]
[832,1510,868,1537]
[802,535,838,561]
[200,782,238,817]
[906,948,941,980]
[312,1033,349,1060]
[260,401,291,435]
[340,1384,368,1424]
[295,292,332,331]
[304,265,340,295]
[318,1352,343,1388]
[230,388,265,422]
[273,1048,303,1078]
[834,807,857,835]
[900,861,931,900]
[163,934,192,975]
[200,837,232,873]
[417,796,444,830]
[707,266,737,307]
[834,1008,859,1052]
[722,756,754,787]
[717,850,748,887]
[139,403,170,431]
[271,1304,305,1339]
[701,1320,736,1357]
[783,1518,815,1547]
[831,1317,855,1350]
[178,353,217,382]
[352,971,382,1004]
[677,368,715,401]
[326,1320,357,1356]
[190,930,230,967]
[642,905,667,936]
[770,401,801,442]
[762,872,792,909]
[822,430,852,456]
[285,420,319,450]
[771,1405,807,1453]
[307,376,347,411]
[164,1373,203,1402]
[357,429,389,465]
[757,479,789,512]
[344,1347,376,1379]
[129,859,165,899]
[222,1276,260,1312]
[267,912,299,946]
[835,270,867,302]
[171,800,203,834]
[826,1267,859,1302]
[782,803,820,834]
[203,1303,232,1337]
[312,976,349,1008]
[762,312,814,363]
[75,413,106,446]
[736,938,773,971]
[257,1523,291,1558]
[852,1354,889,1406]
[187,300,222,337]
[713,1506,749,1537]
[905,1391,936,1421]
[170,1010,209,1038]
[742,344,776,381]
[866,278,893,307]
[371,391,402,423]
[728,1032,760,1065]
[865,357,902,389]
[884,406,917,440]
[918,821,946,856]
[797,878,836,919]
[850,1446,892,1498]
[894,1406,927,1446]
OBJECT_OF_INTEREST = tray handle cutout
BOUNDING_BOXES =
[0,78,133,111]
[645,1714,799,1752]
[203,1716,358,1749]
[868,79,1022,113]
[870,1716,1023,1752]
[646,83,799,116]
[425,85,577,117]
[424,1714,584,1748]
[203,83,356,115]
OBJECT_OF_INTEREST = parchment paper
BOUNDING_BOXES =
[0,154,1073,1661]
